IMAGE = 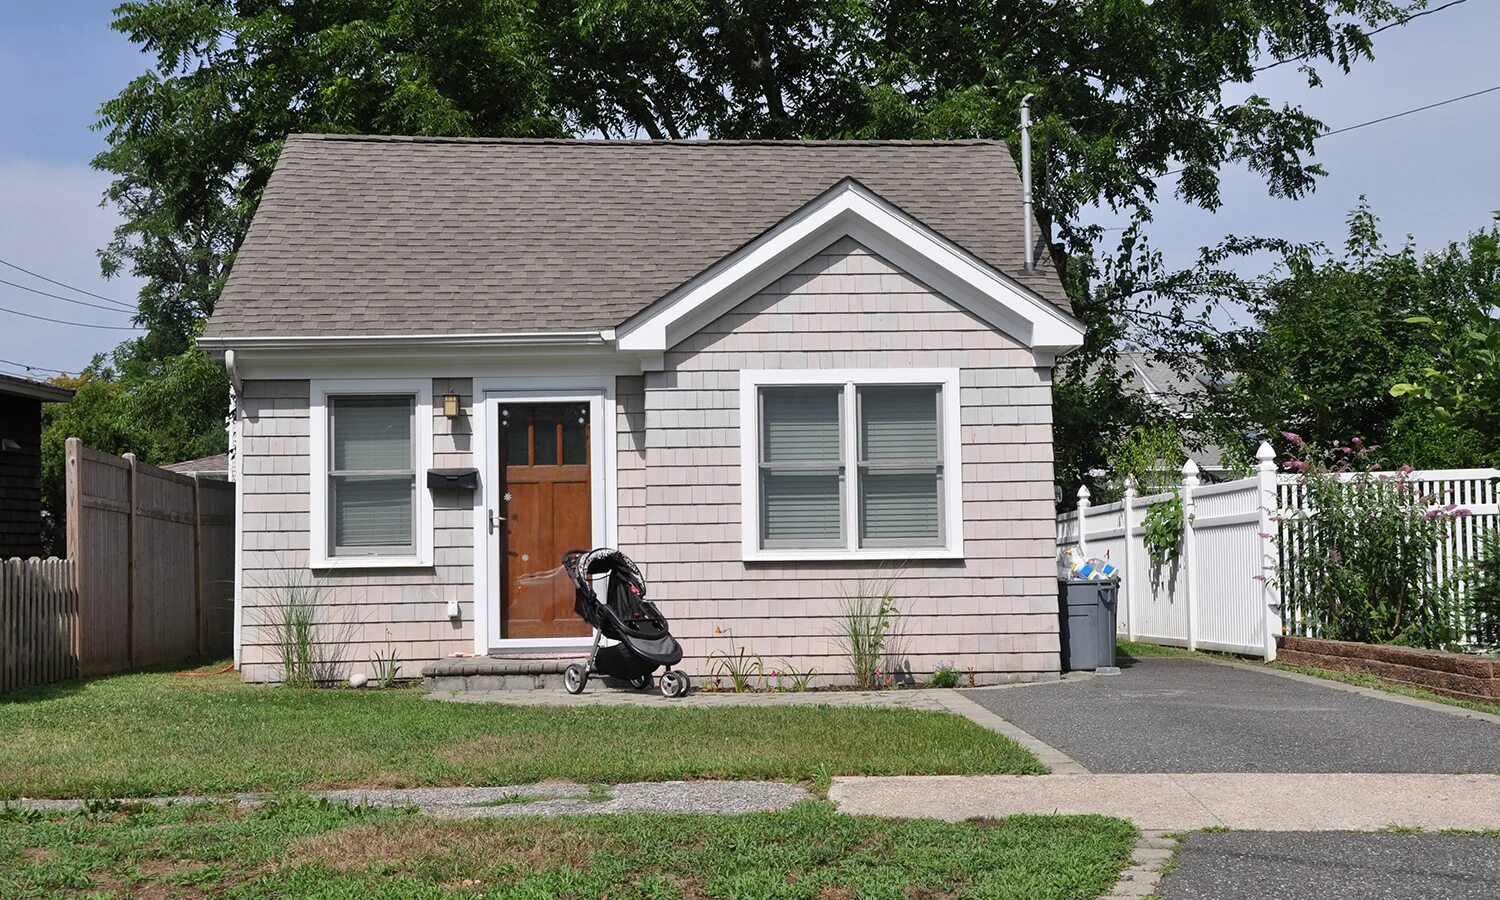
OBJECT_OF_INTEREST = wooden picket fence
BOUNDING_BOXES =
[0,557,79,693]
[0,439,234,693]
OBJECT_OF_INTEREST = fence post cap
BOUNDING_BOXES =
[1181,459,1200,477]
[1123,474,1137,492]
[1255,440,1277,468]
[1076,485,1091,501]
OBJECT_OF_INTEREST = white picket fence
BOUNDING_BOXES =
[1058,443,1500,660]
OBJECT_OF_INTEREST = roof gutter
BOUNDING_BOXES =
[198,330,612,353]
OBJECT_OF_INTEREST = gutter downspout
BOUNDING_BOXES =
[1021,93,1036,273]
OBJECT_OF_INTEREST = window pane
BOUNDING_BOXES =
[562,405,588,465]
[860,469,941,545]
[533,406,560,466]
[860,386,938,462]
[762,387,841,463]
[332,396,412,471]
[502,410,529,466]
[333,475,413,549]
[762,470,842,544]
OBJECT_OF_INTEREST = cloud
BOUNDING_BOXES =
[0,157,145,375]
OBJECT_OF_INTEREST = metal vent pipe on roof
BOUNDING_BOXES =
[1020,93,1035,273]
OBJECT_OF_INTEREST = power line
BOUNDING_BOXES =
[0,357,78,377]
[1161,82,1500,177]
[0,302,142,331]
[0,257,136,310]
[1252,0,1473,75]
[0,277,138,315]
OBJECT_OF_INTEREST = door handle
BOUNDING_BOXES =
[489,510,507,533]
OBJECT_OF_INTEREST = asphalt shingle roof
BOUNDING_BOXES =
[204,135,1072,340]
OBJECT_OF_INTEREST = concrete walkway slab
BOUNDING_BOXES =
[968,657,1500,773]
[828,773,1500,831]
[13,781,810,819]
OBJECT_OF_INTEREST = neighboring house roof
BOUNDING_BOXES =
[1112,351,1230,472]
[162,453,230,478]
[0,372,74,404]
[203,135,1072,342]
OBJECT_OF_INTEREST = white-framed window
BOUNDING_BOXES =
[309,379,433,568]
[739,369,963,561]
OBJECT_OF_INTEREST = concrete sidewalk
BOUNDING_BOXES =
[829,773,1500,831]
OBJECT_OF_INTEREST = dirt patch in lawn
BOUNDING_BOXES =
[16,847,56,865]
[291,820,618,874]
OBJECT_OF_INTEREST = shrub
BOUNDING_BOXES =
[254,569,356,686]
[929,666,960,689]
[1276,434,1468,648]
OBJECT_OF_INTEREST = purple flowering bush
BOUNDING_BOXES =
[1277,433,1467,648]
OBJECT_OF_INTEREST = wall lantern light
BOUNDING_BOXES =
[442,392,461,419]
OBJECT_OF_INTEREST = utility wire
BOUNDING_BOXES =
[0,357,77,377]
[0,302,142,331]
[1161,82,1500,177]
[0,257,136,310]
[1251,0,1473,75]
[0,277,138,315]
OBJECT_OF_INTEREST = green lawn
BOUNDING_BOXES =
[0,668,1044,799]
[0,799,1137,900]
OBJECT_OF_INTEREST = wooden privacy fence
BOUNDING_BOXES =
[62,438,235,678]
[0,558,78,693]
[1058,442,1500,661]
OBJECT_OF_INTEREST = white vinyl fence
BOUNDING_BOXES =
[1058,442,1500,661]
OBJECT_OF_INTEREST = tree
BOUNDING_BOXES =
[38,341,229,554]
[1202,202,1500,468]
[84,0,1419,514]
[97,0,1411,353]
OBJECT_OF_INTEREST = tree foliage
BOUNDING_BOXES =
[71,0,1426,527]
[96,0,1410,353]
[1202,202,1500,469]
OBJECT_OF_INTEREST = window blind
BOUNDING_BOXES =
[760,387,842,545]
[858,386,942,546]
[329,395,416,554]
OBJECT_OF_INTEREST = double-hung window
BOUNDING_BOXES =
[742,370,962,560]
[310,381,433,568]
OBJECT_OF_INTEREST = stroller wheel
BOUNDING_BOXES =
[660,670,690,698]
[629,674,652,690]
[564,664,587,695]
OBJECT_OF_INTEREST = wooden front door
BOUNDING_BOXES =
[499,402,593,639]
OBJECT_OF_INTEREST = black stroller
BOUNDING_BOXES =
[561,548,690,698]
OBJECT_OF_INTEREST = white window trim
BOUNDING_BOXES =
[309,378,434,569]
[739,368,963,562]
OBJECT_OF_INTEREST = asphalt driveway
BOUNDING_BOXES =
[1158,831,1500,900]
[968,657,1500,773]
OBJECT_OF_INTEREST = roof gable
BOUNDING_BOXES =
[203,136,1072,344]
[617,179,1083,356]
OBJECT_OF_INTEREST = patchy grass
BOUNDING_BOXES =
[1115,640,1197,660]
[0,799,1138,899]
[0,668,1045,799]
[1268,662,1500,718]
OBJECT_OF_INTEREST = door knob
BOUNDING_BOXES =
[488,510,507,533]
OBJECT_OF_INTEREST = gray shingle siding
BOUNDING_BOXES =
[236,378,474,682]
[618,238,1060,682]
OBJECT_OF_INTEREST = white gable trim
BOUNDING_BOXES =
[615,179,1084,357]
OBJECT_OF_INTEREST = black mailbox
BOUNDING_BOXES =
[426,468,479,491]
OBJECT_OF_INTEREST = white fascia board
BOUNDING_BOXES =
[615,180,1085,355]
[198,330,610,356]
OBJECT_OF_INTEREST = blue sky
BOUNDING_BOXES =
[0,1,1497,377]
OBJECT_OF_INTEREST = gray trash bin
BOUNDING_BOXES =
[1058,578,1119,674]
